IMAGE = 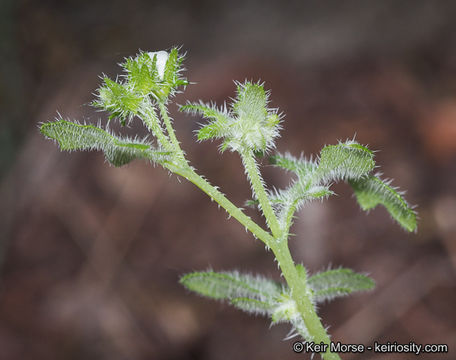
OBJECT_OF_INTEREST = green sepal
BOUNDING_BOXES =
[40,120,170,167]
[307,268,375,303]
[349,174,417,232]
[162,48,188,95]
[124,53,161,97]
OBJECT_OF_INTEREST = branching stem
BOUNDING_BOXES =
[138,104,172,151]
[41,49,416,360]
[238,149,340,360]
[162,151,340,359]
[167,164,275,245]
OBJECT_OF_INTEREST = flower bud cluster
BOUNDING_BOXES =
[93,48,187,125]
[182,81,282,153]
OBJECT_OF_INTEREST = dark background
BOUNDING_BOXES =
[1,1,456,359]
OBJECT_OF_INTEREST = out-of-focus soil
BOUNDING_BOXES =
[1,1,455,359]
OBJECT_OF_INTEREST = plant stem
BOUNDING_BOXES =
[270,241,341,360]
[158,101,186,160]
[139,105,172,151]
[165,161,340,359]
[240,148,281,239]
[238,149,340,359]
[158,123,339,359]
[168,165,275,246]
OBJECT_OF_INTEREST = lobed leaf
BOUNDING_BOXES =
[349,174,417,232]
[40,120,170,167]
[307,268,375,303]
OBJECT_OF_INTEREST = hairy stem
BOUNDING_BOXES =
[167,164,275,245]
[270,241,341,360]
[239,149,339,359]
[155,120,339,359]
[240,148,281,239]
[177,162,340,359]
[138,104,172,151]
[280,196,299,241]
[158,101,186,161]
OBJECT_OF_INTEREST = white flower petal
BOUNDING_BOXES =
[148,51,169,80]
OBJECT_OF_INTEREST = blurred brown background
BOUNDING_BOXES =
[1,1,456,359]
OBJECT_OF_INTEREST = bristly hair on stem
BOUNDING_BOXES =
[39,48,418,360]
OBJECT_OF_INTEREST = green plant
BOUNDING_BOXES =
[40,48,417,359]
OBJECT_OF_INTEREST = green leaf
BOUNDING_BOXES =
[180,270,282,302]
[269,153,317,177]
[181,271,312,339]
[93,77,143,124]
[230,297,273,316]
[40,120,170,167]
[268,141,374,219]
[307,268,375,303]
[271,141,373,184]
[349,174,417,232]
[315,141,375,184]
[180,102,231,141]
[269,141,417,234]
[260,155,330,214]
